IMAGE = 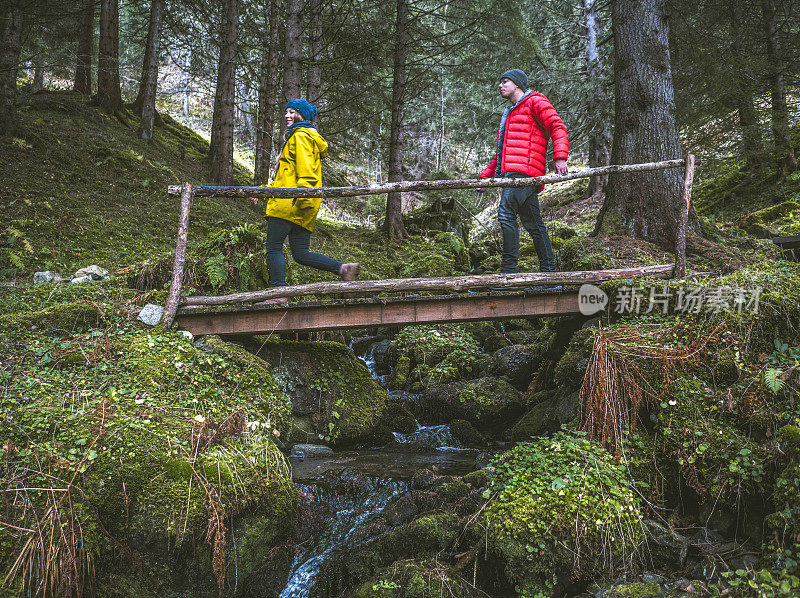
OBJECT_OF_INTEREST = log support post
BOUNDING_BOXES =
[162,183,194,327]
[674,154,696,278]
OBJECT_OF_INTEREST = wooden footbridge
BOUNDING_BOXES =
[162,157,695,335]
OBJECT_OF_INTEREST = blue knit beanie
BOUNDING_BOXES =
[285,99,318,122]
[500,69,527,91]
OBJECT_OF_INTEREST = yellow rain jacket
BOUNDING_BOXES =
[264,126,328,232]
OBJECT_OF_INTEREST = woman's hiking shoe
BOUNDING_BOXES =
[339,263,360,281]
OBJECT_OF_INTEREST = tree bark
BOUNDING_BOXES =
[136,0,165,143]
[210,0,239,185]
[595,0,696,249]
[761,0,797,174]
[97,0,123,111]
[730,0,763,171]
[74,0,94,95]
[282,0,303,111]
[255,0,281,185]
[32,61,44,90]
[384,0,409,239]
[183,264,675,305]
[0,6,22,137]
[308,0,322,106]
[168,159,687,198]
[583,0,612,199]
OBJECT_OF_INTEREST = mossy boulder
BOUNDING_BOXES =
[511,389,579,439]
[387,325,483,391]
[251,337,389,445]
[0,324,297,596]
[485,433,645,592]
[421,377,523,434]
[489,343,546,390]
[348,560,484,598]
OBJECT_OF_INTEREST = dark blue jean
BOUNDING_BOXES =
[266,217,342,287]
[498,173,556,273]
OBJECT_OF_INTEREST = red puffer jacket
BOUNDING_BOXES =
[481,91,569,184]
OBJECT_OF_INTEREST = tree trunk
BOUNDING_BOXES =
[583,0,612,199]
[137,0,165,143]
[761,0,797,174]
[308,0,322,106]
[595,0,696,249]
[97,0,123,111]
[210,0,239,185]
[254,0,281,185]
[74,0,94,95]
[0,6,22,137]
[282,0,303,134]
[33,61,44,90]
[730,0,763,171]
[384,0,409,239]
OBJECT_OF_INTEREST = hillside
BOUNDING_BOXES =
[0,90,260,279]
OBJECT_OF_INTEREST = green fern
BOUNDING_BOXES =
[205,252,228,288]
[765,368,785,395]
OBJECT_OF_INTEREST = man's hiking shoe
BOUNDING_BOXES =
[339,263,360,281]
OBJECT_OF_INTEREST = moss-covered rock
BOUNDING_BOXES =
[0,300,104,334]
[511,389,579,439]
[252,337,389,445]
[485,432,645,591]
[421,377,523,434]
[387,325,483,391]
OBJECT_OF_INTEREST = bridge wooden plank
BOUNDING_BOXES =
[175,292,581,336]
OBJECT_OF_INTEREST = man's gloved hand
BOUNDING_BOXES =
[554,159,568,174]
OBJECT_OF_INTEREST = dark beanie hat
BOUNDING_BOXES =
[285,98,318,121]
[500,69,527,91]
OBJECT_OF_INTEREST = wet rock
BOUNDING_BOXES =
[511,389,579,439]
[643,519,689,568]
[411,468,437,490]
[383,495,419,526]
[290,443,334,458]
[450,419,485,447]
[33,271,64,284]
[490,344,545,389]
[136,303,163,326]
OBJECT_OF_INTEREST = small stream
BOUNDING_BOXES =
[275,336,481,597]
[279,479,408,598]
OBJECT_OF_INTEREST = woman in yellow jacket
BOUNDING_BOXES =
[254,99,359,303]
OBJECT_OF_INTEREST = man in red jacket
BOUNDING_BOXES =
[480,69,569,275]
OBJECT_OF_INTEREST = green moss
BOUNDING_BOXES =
[602,582,664,597]
[0,300,103,333]
[437,479,470,501]
[253,338,388,444]
[463,469,490,489]
[485,432,644,588]
[387,325,483,390]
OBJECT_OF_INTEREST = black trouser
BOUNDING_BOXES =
[498,172,556,272]
[265,217,342,286]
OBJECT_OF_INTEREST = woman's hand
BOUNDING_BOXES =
[250,197,259,205]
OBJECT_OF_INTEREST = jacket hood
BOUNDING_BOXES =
[295,126,328,159]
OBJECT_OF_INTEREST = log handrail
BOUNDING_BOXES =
[167,159,686,199]
[182,264,674,306]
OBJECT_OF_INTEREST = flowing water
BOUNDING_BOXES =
[279,479,408,598]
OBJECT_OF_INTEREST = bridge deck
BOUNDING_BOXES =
[175,289,581,336]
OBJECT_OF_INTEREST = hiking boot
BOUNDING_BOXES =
[253,296,289,307]
[339,263,360,281]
